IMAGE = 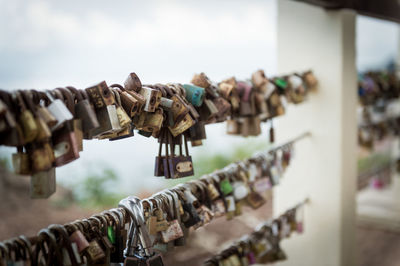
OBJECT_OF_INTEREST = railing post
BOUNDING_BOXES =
[274,1,357,266]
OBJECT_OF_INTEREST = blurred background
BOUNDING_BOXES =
[0,0,399,265]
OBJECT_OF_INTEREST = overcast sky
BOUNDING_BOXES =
[0,0,398,194]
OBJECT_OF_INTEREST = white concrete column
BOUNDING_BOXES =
[273,1,357,266]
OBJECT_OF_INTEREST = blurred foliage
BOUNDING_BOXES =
[358,152,392,175]
[72,168,125,209]
[164,139,270,187]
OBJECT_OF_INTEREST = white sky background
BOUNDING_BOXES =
[0,0,398,194]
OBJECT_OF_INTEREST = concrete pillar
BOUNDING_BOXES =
[274,1,357,266]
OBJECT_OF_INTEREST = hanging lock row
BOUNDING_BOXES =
[0,141,296,266]
[203,203,306,266]
[0,69,315,196]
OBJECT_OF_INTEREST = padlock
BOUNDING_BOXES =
[124,72,142,92]
[112,89,132,129]
[21,90,51,142]
[237,82,256,116]
[181,194,201,227]
[191,73,212,89]
[111,84,144,118]
[49,224,82,266]
[182,84,205,107]
[85,81,115,109]
[31,90,58,129]
[50,92,80,166]
[252,70,269,92]
[109,124,135,141]
[45,90,74,131]
[30,167,56,199]
[218,80,235,99]
[66,224,90,255]
[14,91,38,143]
[57,88,84,152]
[248,116,261,136]
[119,197,165,266]
[89,105,122,138]
[135,108,163,133]
[12,146,31,175]
[27,142,53,173]
[167,134,194,178]
[187,121,206,147]
[139,86,162,112]
[213,97,231,122]
[168,113,195,137]
[67,86,100,135]
[2,96,23,149]
[198,98,218,122]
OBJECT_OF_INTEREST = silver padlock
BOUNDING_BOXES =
[46,91,73,131]
[160,97,173,110]
[139,86,162,112]
[90,105,122,138]
[119,197,164,265]
[30,167,56,199]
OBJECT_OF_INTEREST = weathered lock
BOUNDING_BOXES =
[155,129,168,177]
[238,117,250,137]
[32,90,58,129]
[199,98,218,122]
[246,191,266,209]
[167,134,194,178]
[237,82,256,116]
[21,90,52,142]
[30,167,56,199]
[12,146,31,175]
[251,70,269,93]
[144,108,164,132]
[0,91,24,147]
[112,89,132,129]
[85,81,115,109]
[27,142,53,173]
[111,84,144,118]
[213,97,231,122]
[248,116,261,136]
[124,72,142,92]
[45,90,74,131]
[165,89,189,125]
[168,113,195,137]
[191,72,212,89]
[171,84,200,121]
[103,211,125,263]
[254,92,269,121]
[14,91,38,143]
[48,224,82,266]
[181,200,201,227]
[218,81,235,99]
[160,199,184,244]
[52,119,80,167]
[139,86,162,113]
[182,84,205,107]
[67,86,100,135]
[56,88,84,152]
[187,121,206,146]
[108,124,135,141]
[159,97,173,110]
[89,105,122,138]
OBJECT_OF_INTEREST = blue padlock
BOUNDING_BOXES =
[183,84,205,107]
